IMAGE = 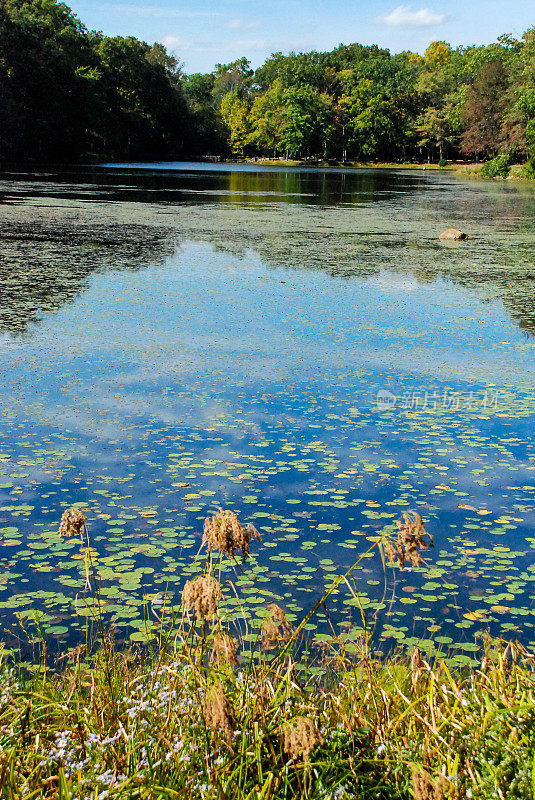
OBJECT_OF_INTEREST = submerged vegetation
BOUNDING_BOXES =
[1,0,535,172]
[0,509,534,799]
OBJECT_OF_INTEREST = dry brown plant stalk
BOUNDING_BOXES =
[385,511,433,568]
[282,716,324,761]
[411,647,424,690]
[203,682,235,742]
[181,576,221,619]
[212,631,238,667]
[261,603,294,650]
[203,509,261,561]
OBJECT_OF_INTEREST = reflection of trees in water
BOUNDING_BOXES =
[1,166,425,207]
[205,229,535,336]
[0,222,176,334]
[504,293,535,337]
[412,261,535,337]
[1,194,535,337]
[223,169,405,205]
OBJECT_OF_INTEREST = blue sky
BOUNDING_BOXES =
[68,0,534,73]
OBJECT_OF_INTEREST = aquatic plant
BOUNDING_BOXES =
[0,619,533,799]
[0,509,532,799]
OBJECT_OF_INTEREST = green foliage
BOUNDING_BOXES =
[247,78,286,152]
[461,60,510,157]
[0,0,99,159]
[278,85,333,158]
[472,708,535,799]
[339,78,396,158]
[0,0,194,161]
[220,91,250,156]
[240,28,535,166]
[212,58,253,118]
[2,0,535,171]
[481,154,512,177]
[182,73,228,155]
[524,157,535,179]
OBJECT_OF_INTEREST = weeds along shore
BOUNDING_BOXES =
[0,510,533,799]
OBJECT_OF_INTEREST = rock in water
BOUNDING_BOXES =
[439,228,467,240]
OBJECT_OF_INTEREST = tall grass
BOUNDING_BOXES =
[0,510,533,799]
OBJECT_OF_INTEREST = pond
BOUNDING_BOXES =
[0,163,534,661]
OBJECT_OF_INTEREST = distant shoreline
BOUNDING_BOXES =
[243,158,534,180]
[245,158,449,170]
[1,158,533,182]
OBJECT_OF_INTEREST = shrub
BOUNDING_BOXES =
[481,154,511,178]
[522,156,535,179]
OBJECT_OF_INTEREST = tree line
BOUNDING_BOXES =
[0,0,196,161]
[1,0,535,171]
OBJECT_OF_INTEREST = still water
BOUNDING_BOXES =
[0,163,534,660]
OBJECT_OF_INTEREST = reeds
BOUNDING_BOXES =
[182,575,222,619]
[58,508,87,542]
[0,509,532,800]
[203,509,261,562]
[282,717,324,761]
[385,511,434,568]
[0,627,532,799]
[261,603,294,650]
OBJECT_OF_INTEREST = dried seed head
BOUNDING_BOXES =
[203,510,261,561]
[385,512,433,569]
[261,603,294,650]
[384,541,396,563]
[59,508,86,540]
[181,576,221,619]
[283,717,324,761]
[412,770,447,800]
[203,683,234,742]
[212,631,238,667]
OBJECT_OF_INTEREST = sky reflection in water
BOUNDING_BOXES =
[0,164,534,660]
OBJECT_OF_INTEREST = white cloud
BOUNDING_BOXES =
[94,3,222,19]
[224,19,258,31]
[163,35,223,53]
[163,35,192,52]
[377,5,446,28]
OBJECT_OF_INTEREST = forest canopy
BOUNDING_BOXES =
[1,0,535,170]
